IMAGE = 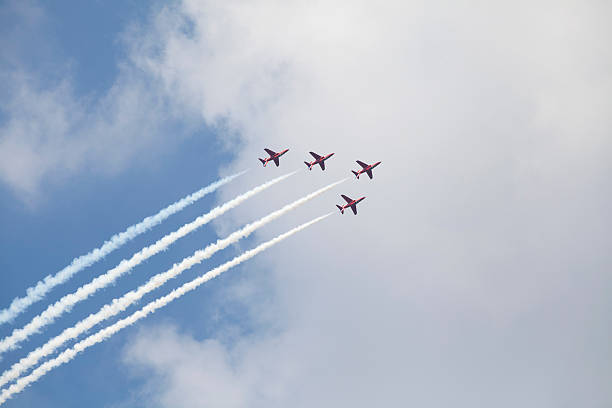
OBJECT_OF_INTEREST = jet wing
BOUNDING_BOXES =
[366,169,373,179]
[341,194,353,203]
[351,204,357,215]
[274,157,280,167]
[309,151,322,160]
[319,161,325,170]
[264,148,277,157]
[356,160,369,169]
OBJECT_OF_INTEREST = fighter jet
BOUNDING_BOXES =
[351,160,382,179]
[336,194,366,215]
[304,151,335,170]
[259,148,289,167]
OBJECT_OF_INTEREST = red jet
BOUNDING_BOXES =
[352,160,382,179]
[336,194,366,215]
[259,148,289,167]
[304,151,335,170]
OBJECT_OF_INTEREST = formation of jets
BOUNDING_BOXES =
[259,148,381,215]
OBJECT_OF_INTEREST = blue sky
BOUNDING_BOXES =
[0,2,261,406]
[1,1,142,100]
[1,1,611,407]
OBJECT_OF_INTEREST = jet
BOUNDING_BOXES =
[259,148,289,167]
[336,194,366,215]
[351,160,382,179]
[304,151,335,170]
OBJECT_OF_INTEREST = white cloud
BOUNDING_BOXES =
[124,325,251,408]
[0,2,201,203]
[98,0,612,405]
[0,68,190,202]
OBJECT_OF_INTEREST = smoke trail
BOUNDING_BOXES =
[0,179,344,387]
[0,172,296,354]
[0,172,247,325]
[0,213,331,405]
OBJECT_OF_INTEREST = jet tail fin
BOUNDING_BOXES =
[336,205,344,214]
[351,170,360,179]
[259,158,267,167]
[304,161,312,170]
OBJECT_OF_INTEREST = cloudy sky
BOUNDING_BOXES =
[1,0,611,406]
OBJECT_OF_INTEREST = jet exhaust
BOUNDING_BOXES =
[0,171,247,326]
[0,213,332,405]
[0,171,295,354]
[0,179,344,388]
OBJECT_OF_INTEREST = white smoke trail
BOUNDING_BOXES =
[0,213,331,405]
[0,179,344,387]
[0,172,296,354]
[0,171,247,325]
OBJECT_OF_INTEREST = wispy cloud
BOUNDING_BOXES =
[0,2,199,201]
